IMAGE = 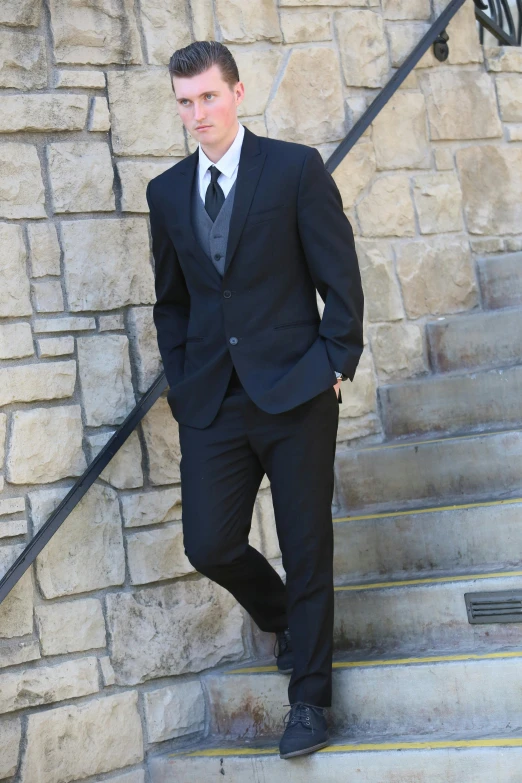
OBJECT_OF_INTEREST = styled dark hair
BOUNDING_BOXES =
[169,41,240,90]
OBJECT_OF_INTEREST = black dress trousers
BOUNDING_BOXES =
[178,367,340,708]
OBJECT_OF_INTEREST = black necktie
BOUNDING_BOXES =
[205,165,225,222]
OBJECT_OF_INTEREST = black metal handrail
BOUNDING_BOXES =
[0,0,475,606]
[474,0,522,45]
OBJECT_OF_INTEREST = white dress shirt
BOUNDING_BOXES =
[196,122,343,382]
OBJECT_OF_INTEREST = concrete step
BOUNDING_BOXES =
[203,649,522,740]
[334,428,522,515]
[427,307,522,373]
[379,365,522,439]
[478,251,522,310]
[150,732,522,782]
[332,498,522,585]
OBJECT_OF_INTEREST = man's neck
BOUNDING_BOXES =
[200,121,240,164]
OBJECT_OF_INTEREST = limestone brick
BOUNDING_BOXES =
[335,10,389,88]
[48,141,115,213]
[372,91,430,170]
[0,545,33,638]
[100,655,116,686]
[0,414,6,469]
[21,692,144,782]
[357,239,404,322]
[456,145,522,235]
[55,69,106,88]
[141,397,181,485]
[121,487,182,528]
[0,94,88,133]
[331,138,376,210]
[280,0,373,6]
[506,124,522,141]
[34,316,95,332]
[496,74,522,122]
[105,580,245,685]
[127,524,195,585]
[421,70,502,140]
[281,9,332,42]
[266,47,345,144]
[0,361,76,406]
[337,413,381,442]
[7,406,86,485]
[0,224,31,317]
[144,681,205,742]
[0,657,99,714]
[88,96,111,131]
[28,222,61,277]
[395,235,478,318]
[48,0,142,65]
[127,306,162,393]
[108,69,185,156]
[230,47,284,118]
[31,279,65,312]
[216,0,282,43]
[338,349,377,419]
[0,498,25,516]
[0,639,40,669]
[0,31,47,89]
[99,314,125,331]
[369,321,426,382]
[434,147,454,170]
[62,218,155,310]
[35,598,106,655]
[356,175,415,237]
[0,323,34,359]
[192,0,215,40]
[118,160,177,212]
[254,490,280,560]
[30,483,125,598]
[388,22,432,68]
[0,519,28,538]
[88,430,144,490]
[0,719,21,780]
[0,143,45,219]
[383,0,430,19]
[443,0,484,66]
[0,0,41,26]
[412,171,464,234]
[77,335,135,426]
[484,45,522,73]
[140,0,192,65]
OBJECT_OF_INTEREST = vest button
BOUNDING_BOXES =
[229,337,238,345]
[214,253,222,260]
[223,290,232,298]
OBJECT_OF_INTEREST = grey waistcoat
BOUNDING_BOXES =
[192,175,237,277]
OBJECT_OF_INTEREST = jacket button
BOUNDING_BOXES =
[229,336,238,345]
[223,289,232,298]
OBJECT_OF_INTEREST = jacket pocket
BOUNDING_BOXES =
[273,318,320,330]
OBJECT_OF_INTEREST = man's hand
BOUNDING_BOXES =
[333,377,341,399]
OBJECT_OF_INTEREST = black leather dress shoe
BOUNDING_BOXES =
[274,627,294,673]
[279,701,330,758]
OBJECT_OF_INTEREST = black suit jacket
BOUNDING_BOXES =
[146,125,364,429]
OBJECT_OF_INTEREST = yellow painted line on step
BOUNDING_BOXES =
[226,650,522,675]
[335,569,522,591]
[359,427,519,453]
[333,496,522,523]
[169,736,522,758]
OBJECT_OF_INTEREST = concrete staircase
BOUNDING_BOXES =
[149,251,522,781]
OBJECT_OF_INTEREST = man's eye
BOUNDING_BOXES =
[205,94,213,100]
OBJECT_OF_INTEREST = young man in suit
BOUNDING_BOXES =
[146,40,364,759]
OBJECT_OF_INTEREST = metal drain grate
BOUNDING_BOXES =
[465,590,522,624]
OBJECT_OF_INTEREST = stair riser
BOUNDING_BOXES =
[334,575,522,655]
[427,308,522,373]
[150,746,522,782]
[380,366,522,438]
[335,430,522,515]
[478,252,522,310]
[204,657,522,740]
[333,502,522,584]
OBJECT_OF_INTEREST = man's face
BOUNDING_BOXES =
[172,63,244,147]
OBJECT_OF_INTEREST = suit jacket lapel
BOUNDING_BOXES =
[175,126,267,280]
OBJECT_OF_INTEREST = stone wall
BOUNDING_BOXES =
[0,0,521,779]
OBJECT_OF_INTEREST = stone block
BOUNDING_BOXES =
[369,322,426,382]
[28,222,61,277]
[0,143,45,219]
[106,579,245,685]
[34,316,96,332]
[422,70,502,140]
[395,235,477,318]
[0,639,40,669]
[192,0,215,40]
[281,9,332,42]
[230,47,284,118]
[144,681,205,742]
[37,336,74,357]
[141,397,181,485]
[30,483,125,598]
[0,498,25,516]
[55,69,106,88]
[127,306,162,393]
[140,0,192,65]
[456,145,522,235]
[0,94,88,132]
[48,0,142,65]
[412,172,464,234]
[356,175,415,237]
[35,598,106,655]
[7,406,86,485]
[0,224,31,317]
[335,10,389,88]
[127,524,195,585]
[266,47,345,144]
[0,361,76,406]
[441,0,484,66]
[121,487,182,528]
[31,279,64,312]
[506,124,522,142]
[0,519,28,538]
[478,251,522,310]
[0,657,99,714]
[100,655,116,686]
[372,91,430,170]
[388,21,431,68]
[88,96,111,131]
[484,45,522,73]
[339,349,377,419]
[48,141,115,213]
[99,314,125,331]
[77,335,135,426]
[254,491,280,560]
[216,0,282,43]
[0,31,47,89]
[496,74,522,122]
[21,692,144,782]
[62,217,155,310]
[118,160,177,212]
[331,138,376,210]
[0,545,33,638]
[0,323,34,359]
[108,69,185,156]
[88,430,143,489]
[0,0,41,26]
[356,239,403,322]
[383,0,430,19]
[434,147,454,171]
[0,719,21,780]
[0,413,6,469]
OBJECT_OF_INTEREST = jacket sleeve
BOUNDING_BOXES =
[297,147,364,382]
[146,180,190,389]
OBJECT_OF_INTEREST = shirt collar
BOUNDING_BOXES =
[198,121,245,180]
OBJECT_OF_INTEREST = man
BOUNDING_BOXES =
[146,40,364,759]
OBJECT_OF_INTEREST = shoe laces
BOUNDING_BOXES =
[282,701,324,730]
[273,627,291,658]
